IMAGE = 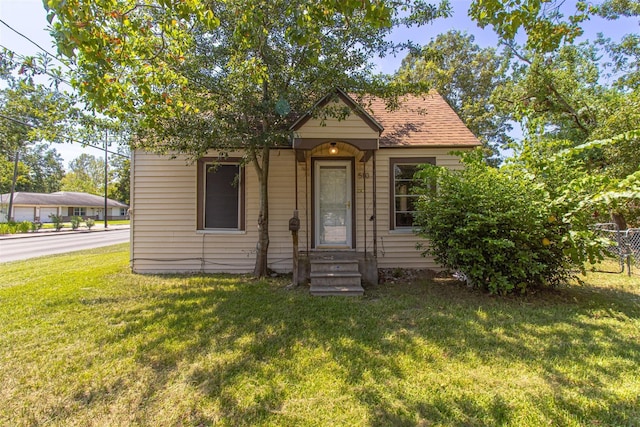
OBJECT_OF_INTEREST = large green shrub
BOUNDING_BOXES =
[413,151,584,294]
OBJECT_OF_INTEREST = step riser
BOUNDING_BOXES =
[311,277,362,287]
[310,263,360,273]
[311,266,359,274]
[310,287,364,296]
[310,272,361,278]
[311,292,364,296]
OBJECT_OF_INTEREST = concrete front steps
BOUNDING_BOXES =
[309,257,364,296]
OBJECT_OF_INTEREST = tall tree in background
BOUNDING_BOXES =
[0,63,77,219]
[0,84,73,157]
[108,146,131,205]
[19,144,66,193]
[60,153,104,196]
[493,42,605,143]
[48,0,451,276]
[469,0,640,226]
[396,30,511,163]
[0,144,65,193]
[0,158,30,194]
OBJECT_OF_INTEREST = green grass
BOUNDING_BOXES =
[105,219,131,225]
[1,247,639,426]
[40,219,130,229]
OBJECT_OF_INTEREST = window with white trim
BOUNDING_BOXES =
[73,207,86,217]
[390,157,435,229]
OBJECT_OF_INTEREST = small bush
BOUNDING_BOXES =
[70,216,83,230]
[0,222,16,234]
[17,221,31,233]
[85,217,95,230]
[413,151,577,294]
[49,214,64,231]
[31,221,42,232]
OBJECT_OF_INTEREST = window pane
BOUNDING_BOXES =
[205,164,239,229]
[394,164,417,181]
[396,212,414,228]
[395,195,417,212]
[395,181,412,196]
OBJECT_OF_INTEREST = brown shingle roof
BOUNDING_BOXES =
[360,91,481,148]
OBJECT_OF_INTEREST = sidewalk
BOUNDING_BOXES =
[0,224,130,240]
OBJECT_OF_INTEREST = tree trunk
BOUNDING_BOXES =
[253,145,270,277]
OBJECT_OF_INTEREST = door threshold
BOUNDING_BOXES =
[312,248,355,251]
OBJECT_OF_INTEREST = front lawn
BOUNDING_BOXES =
[1,245,639,426]
[40,219,130,230]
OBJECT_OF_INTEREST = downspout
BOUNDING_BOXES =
[363,157,367,257]
[372,150,377,258]
[294,152,299,211]
[305,153,309,254]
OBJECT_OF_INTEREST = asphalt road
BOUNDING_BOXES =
[0,229,130,263]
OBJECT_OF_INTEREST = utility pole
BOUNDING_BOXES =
[104,129,108,229]
[7,148,20,222]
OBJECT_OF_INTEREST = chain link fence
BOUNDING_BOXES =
[593,223,640,275]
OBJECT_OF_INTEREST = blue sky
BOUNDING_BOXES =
[1,0,638,164]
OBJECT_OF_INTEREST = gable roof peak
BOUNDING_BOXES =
[289,87,384,133]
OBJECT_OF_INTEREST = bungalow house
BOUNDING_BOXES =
[0,191,129,223]
[130,89,480,294]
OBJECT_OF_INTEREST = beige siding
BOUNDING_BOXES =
[131,146,469,274]
[132,149,299,274]
[372,147,466,269]
[295,101,379,140]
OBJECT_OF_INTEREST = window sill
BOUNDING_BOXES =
[388,228,416,235]
[196,229,246,235]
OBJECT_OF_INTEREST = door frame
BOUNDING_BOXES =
[311,157,356,249]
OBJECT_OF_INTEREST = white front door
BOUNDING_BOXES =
[314,160,352,248]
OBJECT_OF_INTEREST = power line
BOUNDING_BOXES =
[0,112,31,127]
[0,112,129,158]
[0,44,74,87]
[0,18,72,70]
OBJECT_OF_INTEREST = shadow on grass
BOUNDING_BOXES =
[87,274,640,426]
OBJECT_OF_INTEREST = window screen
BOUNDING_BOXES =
[204,164,240,229]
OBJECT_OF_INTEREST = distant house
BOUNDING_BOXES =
[0,191,129,223]
[130,89,480,293]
